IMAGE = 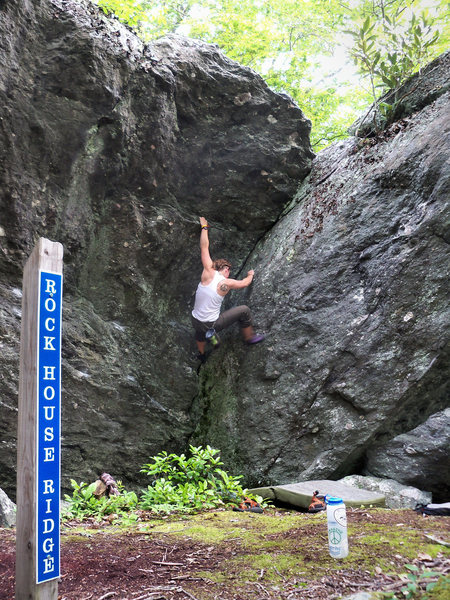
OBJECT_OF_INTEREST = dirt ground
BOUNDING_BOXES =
[1,508,449,600]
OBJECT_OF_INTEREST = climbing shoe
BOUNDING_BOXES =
[233,497,263,513]
[308,490,326,513]
[246,334,265,345]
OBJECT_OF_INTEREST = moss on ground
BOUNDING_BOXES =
[139,507,450,597]
[57,507,449,599]
[428,575,450,599]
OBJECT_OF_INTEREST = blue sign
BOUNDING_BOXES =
[36,271,62,583]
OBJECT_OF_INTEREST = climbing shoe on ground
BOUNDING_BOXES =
[308,490,326,513]
[246,334,265,345]
[233,497,263,513]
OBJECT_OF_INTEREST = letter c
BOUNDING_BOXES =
[45,317,56,332]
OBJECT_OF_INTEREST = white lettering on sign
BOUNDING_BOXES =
[43,538,55,553]
[37,271,62,584]
[45,279,57,295]
[44,297,56,312]
[43,556,55,574]
[45,317,56,331]
[43,447,55,462]
[44,427,54,442]
[43,406,55,420]
[43,519,55,534]
[43,480,55,495]
[43,336,56,351]
[43,386,55,401]
[43,366,56,380]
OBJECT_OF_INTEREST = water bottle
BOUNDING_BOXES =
[326,496,349,558]
[205,328,220,348]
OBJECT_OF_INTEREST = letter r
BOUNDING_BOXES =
[43,480,55,494]
[45,279,57,295]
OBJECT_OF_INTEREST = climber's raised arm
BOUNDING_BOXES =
[199,216,214,281]
[218,270,255,295]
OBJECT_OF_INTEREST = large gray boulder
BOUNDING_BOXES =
[0,0,312,497]
[365,409,450,501]
[0,487,16,527]
[191,68,449,487]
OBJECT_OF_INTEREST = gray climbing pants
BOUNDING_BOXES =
[191,305,253,342]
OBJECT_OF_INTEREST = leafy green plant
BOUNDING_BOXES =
[345,1,442,131]
[63,447,265,521]
[402,564,445,599]
[140,445,257,512]
[381,564,448,599]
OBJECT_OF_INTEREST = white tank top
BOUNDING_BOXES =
[192,270,226,323]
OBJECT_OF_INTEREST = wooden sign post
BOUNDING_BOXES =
[16,238,63,600]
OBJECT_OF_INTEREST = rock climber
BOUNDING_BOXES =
[191,216,265,363]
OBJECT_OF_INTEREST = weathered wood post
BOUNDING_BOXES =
[16,238,63,600]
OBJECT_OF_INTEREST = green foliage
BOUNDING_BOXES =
[141,444,224,483]
[63,479,138,521]
[91,0,448,149]
[140,445,250,513]
[191,0,356,148]
[345,0,446,130]
[63,446,262,520]
[96,0,148,28]
[381,564,449,600]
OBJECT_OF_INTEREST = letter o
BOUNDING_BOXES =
[45,298,56,312]
[44,386,55,401]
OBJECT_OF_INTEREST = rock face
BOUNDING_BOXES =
[0,487,16,527]
[0,0,313,497]
[191,59,449,494]
[365,409,450,502]
[0,0,448,501]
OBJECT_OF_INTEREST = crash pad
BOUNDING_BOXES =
[248,480,386,509]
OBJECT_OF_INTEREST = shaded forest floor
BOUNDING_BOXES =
[1,508,449,599]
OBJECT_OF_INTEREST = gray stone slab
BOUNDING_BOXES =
[249,480,385,509]
[339,475,431,509]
